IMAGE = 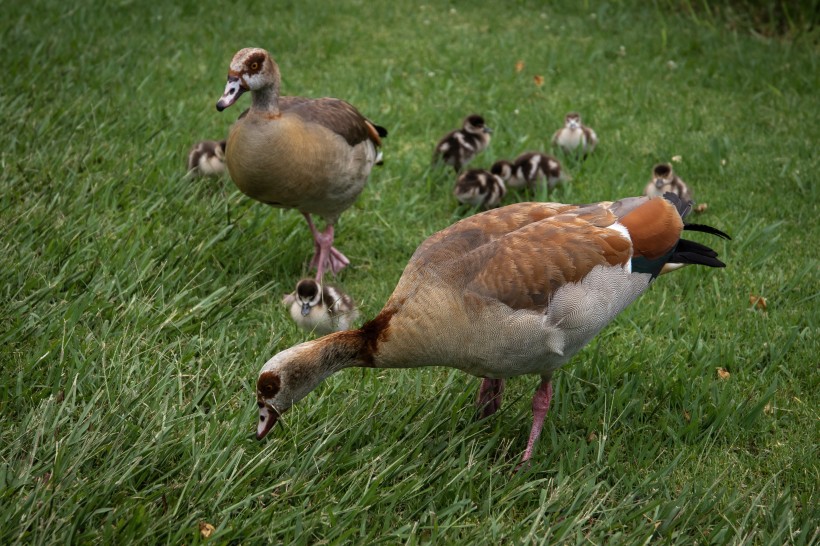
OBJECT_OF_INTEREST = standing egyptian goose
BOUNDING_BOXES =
[490,159,514,184]
[433,114,493,172]
[453,168,507,209]
[255,193,729,467]
[283,278,359,335]
[552,113,598,157]
[215,47,386,282]
[186,140,227,178]
[511,152,566,191]
[644,163,693,206]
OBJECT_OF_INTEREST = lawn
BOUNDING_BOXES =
[1,0,818,543]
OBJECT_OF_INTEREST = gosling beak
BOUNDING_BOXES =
[256,403,279,440]
[655,179,665,189]
[301,302,311,317]
[216,76,247,111]
[483,126,493,134]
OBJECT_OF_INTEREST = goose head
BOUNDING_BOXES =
[464,114,492,135]
[216,47,280,111]
[652,163,673,189]
[255,340,322,439]
[295,278,322,317]
[565,113,581,130]
[255,332,365,439]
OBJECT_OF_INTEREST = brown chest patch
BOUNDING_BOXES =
[356,307,398,366]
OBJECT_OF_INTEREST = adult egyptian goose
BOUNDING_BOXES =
[186,139,227,178]
[255,194,729,467]
[552,113,598,157]
[644,163,693,206]
[215,47,386,282]
[283,278,359,335]
[433,114,493,172]
[453,168,507,209]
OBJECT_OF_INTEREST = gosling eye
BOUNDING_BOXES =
[250,61,259,70]
[257,401,264,409]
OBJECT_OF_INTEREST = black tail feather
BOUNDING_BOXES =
[675,238,719,258]
[670,239,726,268]
[684,223,731,240]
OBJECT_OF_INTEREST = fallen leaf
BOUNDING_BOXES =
[586,431,598,442]
[716,367,730,380]
[750,294,768,311]
[683,410,691,422]
[671,155,682,163]
[533,75,544,86]
[694,203,708,213]
[764,402,774,415]
[515,60,525,73]
[200,522,215,539]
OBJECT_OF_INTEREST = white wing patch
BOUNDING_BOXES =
[607,222,633,274]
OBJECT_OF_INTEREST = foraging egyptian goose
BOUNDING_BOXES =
[490,159,514,183]
[453,168,507,209]
[552,113,598,157]
[644,164,693,206]
[283,278,359,335]
[255,194,729,468]
[510,152,566,191]
[433,114,493,172]
[186,140,227,178]
[215,47,386,282]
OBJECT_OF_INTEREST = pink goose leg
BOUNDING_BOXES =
[302,213,350,282]
[518,377,553,469]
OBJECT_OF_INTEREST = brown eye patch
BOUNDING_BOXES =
[245,52,266,72]
[257,371,281,398]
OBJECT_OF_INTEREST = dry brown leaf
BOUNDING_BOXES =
[586,431,598,442]
[515,60,525,73]
[199,522,215,539]
[533,75,544,86]
[694,203,708,213]
[764,402,774,415]
[683,410,691,422]
[750,294,768,311]
[717,367,730,380]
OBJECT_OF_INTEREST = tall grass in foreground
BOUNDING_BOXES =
[1,0,818,543]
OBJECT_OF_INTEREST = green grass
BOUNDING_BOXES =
[1,0,818,543]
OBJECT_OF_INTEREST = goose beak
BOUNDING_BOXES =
[256,403,279,440]
[301,302,311,317]
[216,76,247,111]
